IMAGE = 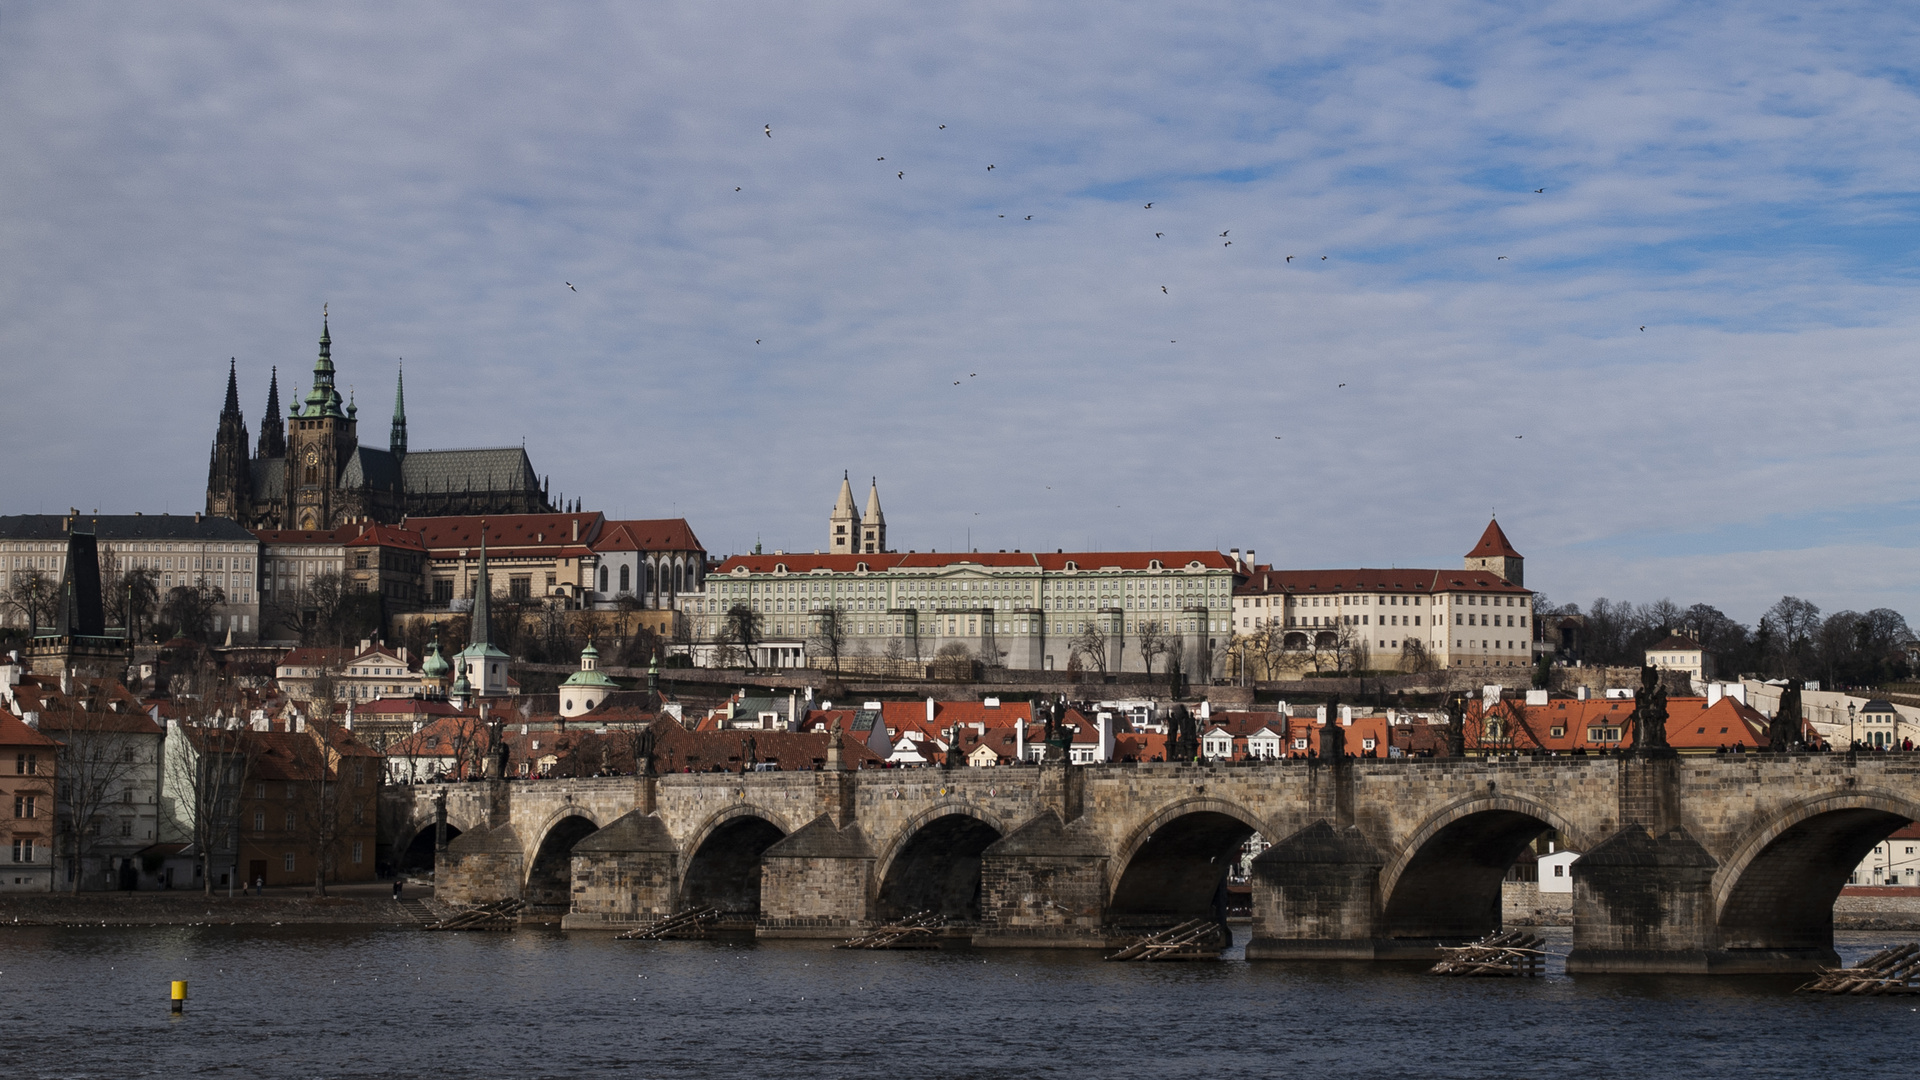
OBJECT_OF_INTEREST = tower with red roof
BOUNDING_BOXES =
[1464,518,1523,586]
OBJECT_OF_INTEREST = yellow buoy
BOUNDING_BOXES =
[170,980,188,1014]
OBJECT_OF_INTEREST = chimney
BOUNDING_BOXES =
[59,667,72,696]
[572,519,579,542]
[1340,704,1352,726]
[1016,716,1025,761]
[1230,548,1241,571]
[926,697,935,727]
[1706,683,1722,707]
[1576,685,1590,701]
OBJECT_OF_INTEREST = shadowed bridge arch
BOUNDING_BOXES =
[399,822,461,874]
[1379,796,1580,941]
[1108,799,1267,931]
[875,805,1007,923]
[681,807,790,925]
[1715,791,1920,953]
[526,814,601,912]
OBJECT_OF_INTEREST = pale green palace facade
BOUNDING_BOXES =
[678,549,1237,678]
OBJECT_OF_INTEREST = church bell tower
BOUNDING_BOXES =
[288,309,357,530]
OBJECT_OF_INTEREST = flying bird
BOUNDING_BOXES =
[755,339,761,344]
[998,214,1005,218]
[735,187,741,191]
[1273,436,1283,440]
[1533,188,1545,194]
[1223,241,1231,246]
[970,373,977,377]
[1320,255,1328,260]
[1143,203,1153,208]
[987,164,996,171]
[1338,382,1346,387]
[1285,255,1294,262]
[764,125,772,137]
[1156,232,1163,238]
[954,380,961,385]
[939,125,945,129]
[1219,231,1229,237]
[565,282,575,291]
[1639,326,1646,331]
[898,172,904,179]
[1161,286,1168,293]
[877,157,884,161]
[1024,215,1031,220]
[1515,435,1523,439]
[1497,256,1508,260]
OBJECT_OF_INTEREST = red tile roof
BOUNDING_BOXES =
[712,550,1236,575]
[592,519,705,553]
[405,513,605,552]
[0,708,57,748]
[1234,568,1531,596]
[1467,518,1523,560]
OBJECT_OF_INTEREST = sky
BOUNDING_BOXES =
[2,1,1918,626]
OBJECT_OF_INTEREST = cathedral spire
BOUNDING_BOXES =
[303,308,345,419]
[829,470,858,554]
[258,366,286,458]
[390,361,408,457]
[222,358,242,420]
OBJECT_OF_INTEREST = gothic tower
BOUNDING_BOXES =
[829,471,858,555]
[390,361,408,458]
[256,366,286,459]
[206,359,253,521]
[287,311,359,530]
[1464,517,1524,586]
[861,477,887,554]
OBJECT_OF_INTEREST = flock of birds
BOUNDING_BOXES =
[553,124,1648,447]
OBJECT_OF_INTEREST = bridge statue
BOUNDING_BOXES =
[1770,683,1803,752]
[1322,694,1346,760]
[1630,665,1672,755]
[1445,695,1467,758]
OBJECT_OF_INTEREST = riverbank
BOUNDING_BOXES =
[0,883,444,926]
[1502,881,1920,930]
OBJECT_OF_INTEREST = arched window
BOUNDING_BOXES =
[644,563,654,594]
[599,566,608,593]
[619,564,630,593]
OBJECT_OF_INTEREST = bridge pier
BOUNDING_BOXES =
[974,810,1110,948]
[562,810,680,930]
[1244,819,1386,959]
[757,815,876,938]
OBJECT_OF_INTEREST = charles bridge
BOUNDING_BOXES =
[380,752,1920,973]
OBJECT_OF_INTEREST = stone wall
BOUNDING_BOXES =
[1502,881,1572,925]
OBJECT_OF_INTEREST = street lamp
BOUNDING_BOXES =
[1848,702,1857,751]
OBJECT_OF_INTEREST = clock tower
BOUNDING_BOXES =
[288,310,359,530]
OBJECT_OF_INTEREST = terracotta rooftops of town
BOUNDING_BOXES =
[345,523,425,550]
[591,518,705,553]
[0,707,57,747]
[1647,634,1705,652]
[1234,568,1531,595]
[1467,518,1523,559]
[404,512,605,551]
[712,550,1235,574]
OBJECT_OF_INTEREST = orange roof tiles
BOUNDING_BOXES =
[592,519,705,553]
[713,550,1236,575]
[1234,568,1530,596]
[1467,518,1523,559]
[406,512,605,551]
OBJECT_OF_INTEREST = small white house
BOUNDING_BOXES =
[1537,848,1579,893]
[1245,726,1284,760]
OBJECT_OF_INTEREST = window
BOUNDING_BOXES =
[284,852,297,873]
[15,753,36,775]
[120,820,133,837]
[254,810,265,833]
[11,839,34,863]
[256,782,266,798]
[284,811,295,831]
[13,795,36,818]
[1554,865,1565,878]
[352,841,364,865]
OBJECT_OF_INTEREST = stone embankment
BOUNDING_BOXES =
[0,891,438,927]
[1500,882,1920,930]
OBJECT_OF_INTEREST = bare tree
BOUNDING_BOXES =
[2,568,55,634]
[807,605,847,675]
[295,709,369,897]
[46,695,154,893]
[161,582,227,643]
[723,603,763,666]
[1069,621,1109,675]
[100,566,160,642]
[1400,635,1437,675]
[1136,620,1171,676]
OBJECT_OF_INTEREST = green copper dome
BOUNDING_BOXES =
[422,639,450,678]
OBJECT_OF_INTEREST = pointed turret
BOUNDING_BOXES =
[257,366,286,458]
[222,358,242,420]
[455,523,512,699]
[1464,518,1524,586]
[829,470,858,554]
[207,360,252,521]
[860,477,887,554]
[390,361,408,457]
[302,311,347,419]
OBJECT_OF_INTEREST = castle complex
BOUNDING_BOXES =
[206,314,553,531]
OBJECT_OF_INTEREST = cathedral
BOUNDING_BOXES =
[206,314,555,531]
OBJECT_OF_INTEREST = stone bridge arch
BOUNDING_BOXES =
[1378,793,1584,941]
[525,807,604,913]
[1107,796,1271,929]
[872,801,1011,924]
[1713,787,1920,953]
[678,803,795,925]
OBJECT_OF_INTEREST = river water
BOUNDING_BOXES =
[3,925,1914,1079]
